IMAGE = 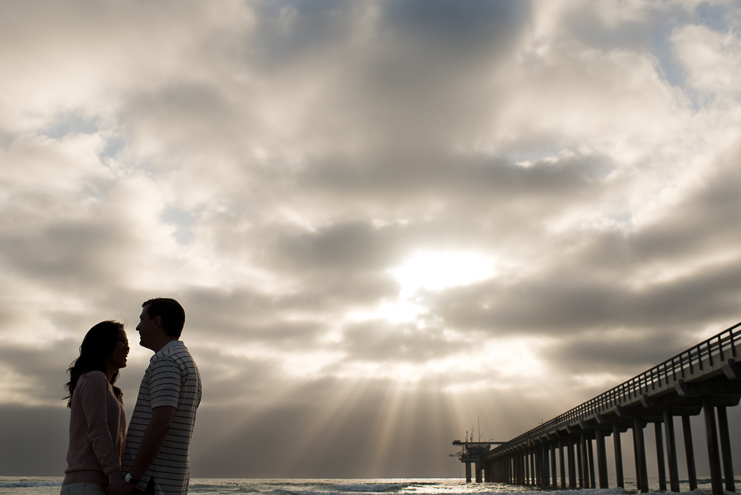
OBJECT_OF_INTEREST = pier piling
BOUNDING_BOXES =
[664,409,680,493]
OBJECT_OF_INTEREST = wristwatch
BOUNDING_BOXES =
[124,473,140,485]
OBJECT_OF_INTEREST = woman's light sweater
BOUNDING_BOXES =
[63,371,126,486]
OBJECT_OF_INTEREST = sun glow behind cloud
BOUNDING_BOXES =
[353,252,496,324]
[390,252,495,295]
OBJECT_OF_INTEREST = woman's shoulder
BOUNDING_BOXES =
[77,370,110,388]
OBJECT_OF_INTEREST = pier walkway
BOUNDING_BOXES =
[453,321,741,495]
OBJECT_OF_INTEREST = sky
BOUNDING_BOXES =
[2,0,741,480]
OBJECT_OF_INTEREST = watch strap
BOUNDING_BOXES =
[124,473,141,485]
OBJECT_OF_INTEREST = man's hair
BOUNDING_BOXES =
[142,297,185,338]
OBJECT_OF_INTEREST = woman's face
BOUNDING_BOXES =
[105,328,130,371]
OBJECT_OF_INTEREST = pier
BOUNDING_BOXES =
[453,321,741,495]
[451,441,504,483]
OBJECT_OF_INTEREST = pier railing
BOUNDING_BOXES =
[491,321,741,453]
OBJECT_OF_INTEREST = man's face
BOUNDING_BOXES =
[136,305,158,350]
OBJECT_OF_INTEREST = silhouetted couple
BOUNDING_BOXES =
[61,298,202,495]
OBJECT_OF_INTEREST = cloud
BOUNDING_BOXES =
[2,0,741,478]
[672,22,741,95]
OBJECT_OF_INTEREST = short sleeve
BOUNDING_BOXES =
[149,357,181,409]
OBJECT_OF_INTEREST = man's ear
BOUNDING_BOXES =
[153,315,163,330]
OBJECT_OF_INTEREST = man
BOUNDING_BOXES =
[109,298,202,495]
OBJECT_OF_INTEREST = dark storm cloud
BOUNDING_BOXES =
[2,220,128,288]
[541,330,699,376]
[252,0,368,67]
[253,0,528,68]
[181,286,330,346]
[278,221,397,271]
[627,144,741,262]
[179,280,400,346]
[298,150,611,205]
[434,254,741,336]
[381,0,525,42]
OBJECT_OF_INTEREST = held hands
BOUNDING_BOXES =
[106,478,137,495]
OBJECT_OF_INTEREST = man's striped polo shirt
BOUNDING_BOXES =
[123,340,202,495]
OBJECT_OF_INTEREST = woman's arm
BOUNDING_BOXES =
[79,372,122,484]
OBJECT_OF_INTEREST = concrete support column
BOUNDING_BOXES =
[511,456,515,484]
[465,462,472,483]
[612,424,624,488]
[509,456,513,484]
[522,452,527,484]
[702,395,723,495]
[542,445,550,488]
[577,434,585,488]
[632,427,641,491]
[551,443,558,487]
[654,422,667,491]
[559,441,567,489]
[517,452,527,485]
[475,460,482,483]
[523,451,528,485]
[682,415,697,490]
[717,405,736,493]
[633,417,649,493]
[567,437,577,488]
[663,409,680,493]
[595,429,609,488]
[587,437,596,488]
[522,451,527,485]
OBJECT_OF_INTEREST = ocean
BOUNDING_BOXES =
[0,477,725,495]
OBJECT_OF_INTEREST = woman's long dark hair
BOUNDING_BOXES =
[64,320,124,408]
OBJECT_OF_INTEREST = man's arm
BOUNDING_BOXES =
[129,405,177,479]
[107,406,176,495]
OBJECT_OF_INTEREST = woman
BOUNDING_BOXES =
[61,321,129,495]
